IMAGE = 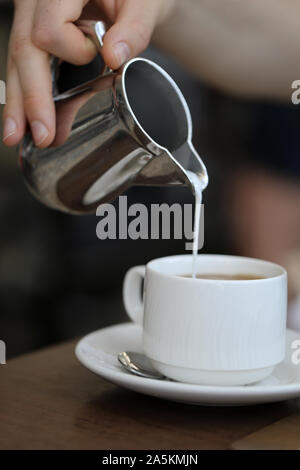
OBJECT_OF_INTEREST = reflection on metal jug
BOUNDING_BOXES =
[20,20,208,215]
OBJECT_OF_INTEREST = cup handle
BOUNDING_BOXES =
[123,266,146,326]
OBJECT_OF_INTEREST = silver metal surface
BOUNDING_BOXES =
[118,351,165,380]
[20,20,208,214]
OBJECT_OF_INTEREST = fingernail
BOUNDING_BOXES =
[113,41,130,67]
[31,120,49,146]
[3,117,17,142]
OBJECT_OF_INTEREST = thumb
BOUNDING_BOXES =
[101,0,162,70]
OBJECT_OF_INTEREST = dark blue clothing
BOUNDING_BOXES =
[251,102,300,177]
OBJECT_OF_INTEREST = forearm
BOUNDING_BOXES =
[153,0,300,101]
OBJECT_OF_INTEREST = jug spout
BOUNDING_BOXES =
[171,141,209,191]
[134,141,208,194]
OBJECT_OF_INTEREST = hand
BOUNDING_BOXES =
[3,0,175,148]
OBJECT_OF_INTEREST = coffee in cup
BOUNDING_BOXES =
[181,273,266,281]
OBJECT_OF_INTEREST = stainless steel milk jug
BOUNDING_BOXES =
[20,20,208,214]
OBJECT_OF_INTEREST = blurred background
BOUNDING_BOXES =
[1,1,300,359]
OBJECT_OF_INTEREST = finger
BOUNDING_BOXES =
[11,2,55,147]
[100,0,161,69]
[2,0,35,145]
[98,0,118,21]
[15,47,56,148]
[32,0,97,65]
[2,60,26,146]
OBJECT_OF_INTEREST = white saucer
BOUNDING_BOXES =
[75,323,300,406]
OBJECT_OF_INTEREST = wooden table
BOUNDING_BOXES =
[0,339,299,450]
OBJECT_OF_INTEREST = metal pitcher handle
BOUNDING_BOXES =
[76,20,106,50]
[51,20,110,98]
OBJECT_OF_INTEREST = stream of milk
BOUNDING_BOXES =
[186,171,205,279]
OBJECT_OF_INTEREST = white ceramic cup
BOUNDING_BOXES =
[123,254,287,386]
